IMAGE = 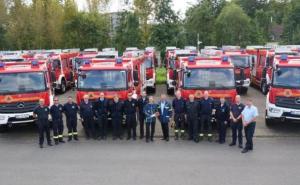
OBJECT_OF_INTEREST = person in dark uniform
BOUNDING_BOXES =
[216,97,230,144]
[138,91,148,139]
[124,93,138,140]
[33,99,52,148]
[144,96,158,142]
[157,94,172,141]
[229,95,245,148]
[50,97,65,145]
[93,92,109,140]
[63,96,79,141]
[199,91,215,141]
[80,95,95,139]
[172,91,186,140]
[109,94,124,140]
[186,94,200,142]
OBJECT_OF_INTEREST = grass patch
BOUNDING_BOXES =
[156,67,167,85]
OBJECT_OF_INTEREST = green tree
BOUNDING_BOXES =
[282,0,300,44]
[0,0,7,49]
[234,0,268,18]
[215,3,253,47]
[63,0,78,48]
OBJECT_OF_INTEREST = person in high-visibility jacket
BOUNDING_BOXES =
[50,97,65,145]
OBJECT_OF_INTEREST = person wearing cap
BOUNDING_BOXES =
[50,97,65,145]
[215,97,230,144]
[144,96,158,142]
[80,95,95,139]
[157,94,172,141]
[241,99,258,153]
[63,96,79,141]
[229,95,245,148]
[172,90,186,140]
[124,93,138,140]
[109,94,124,140]
[186,94,200,142]
[199,91,215,141]
[33,99,52,148]
[138,91,148,139]
[93,92,109,140]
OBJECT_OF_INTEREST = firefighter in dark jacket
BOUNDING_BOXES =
[157,94,172,141]
[172,90,186,140]
[124,93,138,140]
[93,92,109,140]
[33,99,52,148]
[144,96,158,142]
[216,97,230,144]
[80,95,95,139]
[186,94,200,142]
[50,97,65,145]
[199,91,215,141]
[109,94,124,140]
[137,91,148,139]
[63,96,79,141]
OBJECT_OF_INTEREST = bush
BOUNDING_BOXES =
[156,67,167,84]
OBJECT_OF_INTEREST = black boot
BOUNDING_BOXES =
[59,137,65,143]
[55,139,59,145]
[74,135,78,141]
[175,132,179,140]
[68,135,72,141]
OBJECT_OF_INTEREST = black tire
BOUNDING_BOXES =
[60,79,67,93]
[242,88,248,94]
[261,81,268,95]
[0,125,8,133]
[265,117,272,127]
[167,85,174,95]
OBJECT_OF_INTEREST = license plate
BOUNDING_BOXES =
[15,114,30,119]
[291,111,300,116]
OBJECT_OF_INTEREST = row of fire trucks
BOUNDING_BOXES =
[0,47,158,130]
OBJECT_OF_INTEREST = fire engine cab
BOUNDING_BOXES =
[265,55,300,125]
[0,60,53,131]
[76,58,143,103]
[173,56,237,103]
[144,49,157,93]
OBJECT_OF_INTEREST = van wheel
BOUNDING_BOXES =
[0,125,8,133]
[60,80,67,93]
[261,81,268,95]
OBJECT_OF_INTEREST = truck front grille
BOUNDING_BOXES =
[0,101,39,113]
[275,96,300,110]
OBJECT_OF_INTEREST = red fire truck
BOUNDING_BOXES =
[49,52,79,93]
[143,48,157,93]
[265,55,300,125]
[223,49,251,94]
[76,58,144,103]
[166,49,198,95]
[173,56,237,103]
[0,60,53,131]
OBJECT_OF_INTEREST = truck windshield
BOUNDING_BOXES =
[78,70,127,90]
[183,68,235,89]
[230,55,250,68]
[0,72,46,94]
[273,67,300,89]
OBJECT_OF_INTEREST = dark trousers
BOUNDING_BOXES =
[218,120,227,143]
[174,113,185,135]
[139,113,145,138]
[188,116,198,140]
[82,117,94,138]
[112,117,122,138]
[126,114,137,139]
[146,121,156,140]
[52,119,64,140]
[244,122,256,150]
[160,121,169,139]
[200,115,212,135]
[37,120,51,145]
[97,115,108,138]
[67,118,78,138]
[231,120,243,145]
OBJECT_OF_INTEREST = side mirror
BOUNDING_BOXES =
[185,70,191,78]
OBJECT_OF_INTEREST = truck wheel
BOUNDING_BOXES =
[60,80,67,94]
[242,88,248,94]
[152,84,156,94]
[167,86,174,95]
[265,117,272,127]
[261,81,268,95]
[0,125,8,133]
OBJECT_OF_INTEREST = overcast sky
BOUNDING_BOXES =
[76,0,198,17]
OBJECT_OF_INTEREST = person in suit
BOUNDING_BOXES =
[143,96,158,142]
[157,94,172,141]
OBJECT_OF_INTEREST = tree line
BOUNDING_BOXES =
[0,0,299,52]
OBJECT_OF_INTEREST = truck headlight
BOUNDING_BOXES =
[0,115,5,120]
[269,107,280,113]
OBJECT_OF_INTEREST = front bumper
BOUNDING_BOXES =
[145,78,155,88]
[167,79,175,89]
[236,78,250,88]
[266,102,300,121]
[0,112,35,125]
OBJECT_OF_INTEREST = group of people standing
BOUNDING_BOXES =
[33,90,258,153]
